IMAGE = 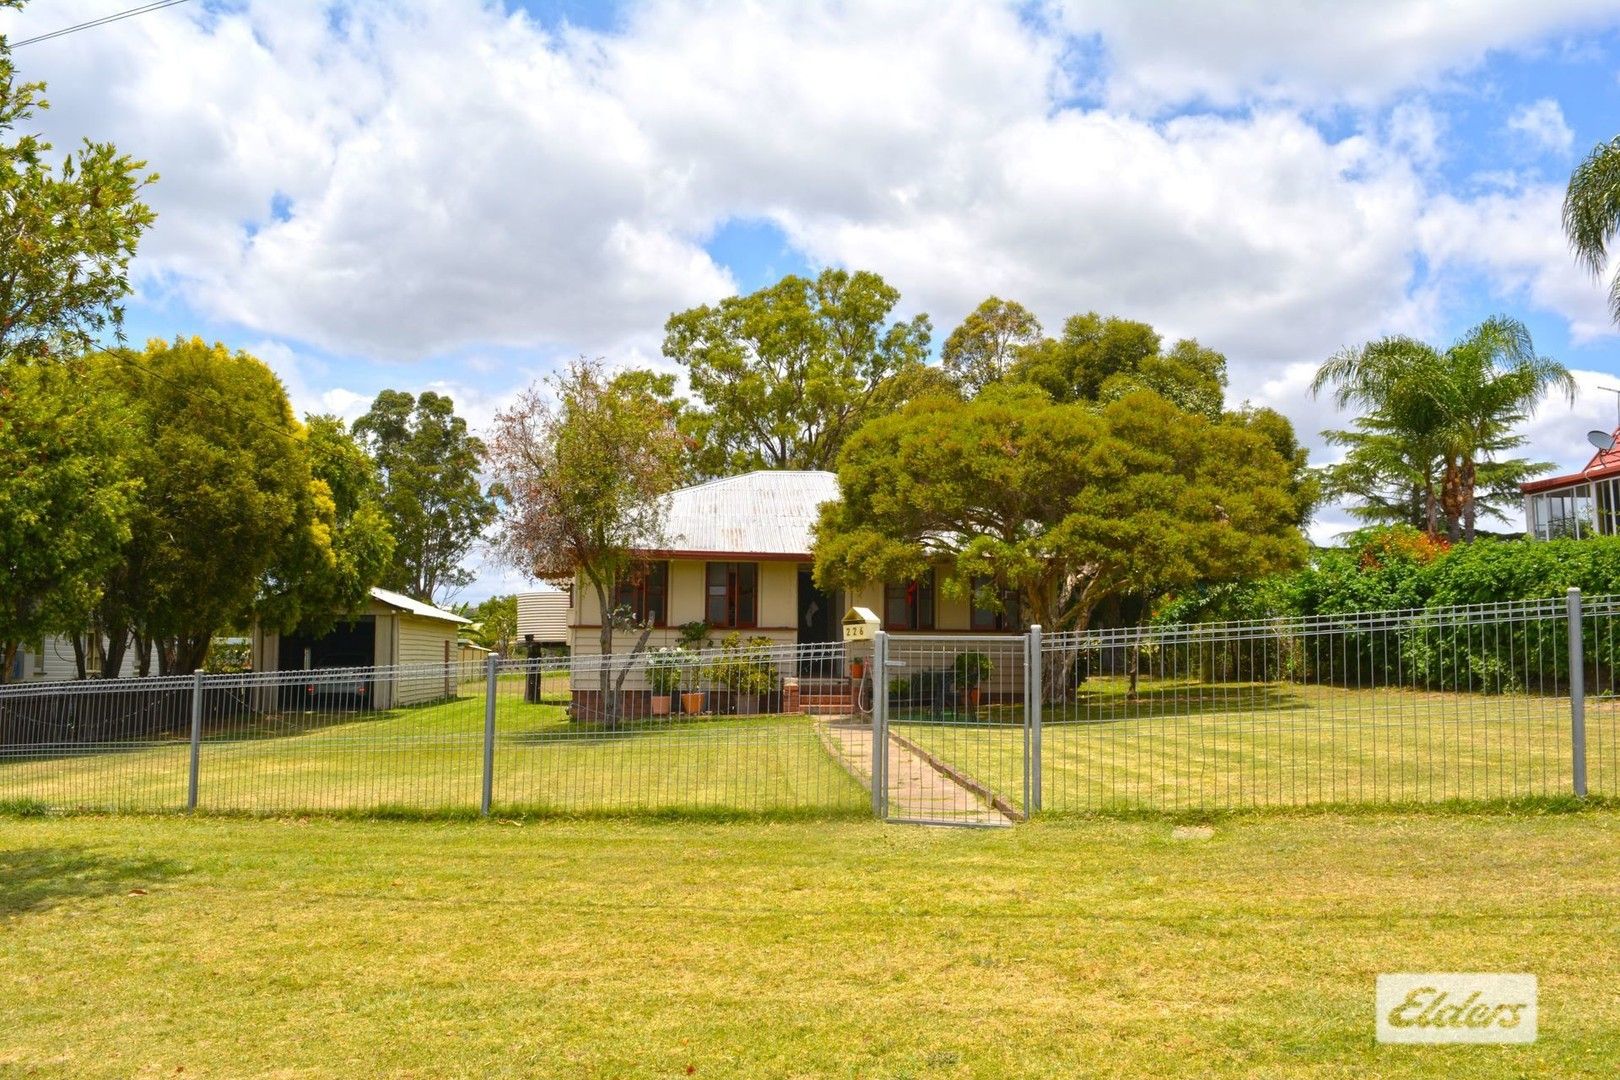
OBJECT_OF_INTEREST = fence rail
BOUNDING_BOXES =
[1,591,1615,820]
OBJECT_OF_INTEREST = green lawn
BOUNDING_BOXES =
[0,682,869,818]
[3,810,1619,1076]
[895,677,1618,815]
[6,675,1618,820]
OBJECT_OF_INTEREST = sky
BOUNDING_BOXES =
[5,0,1620,603]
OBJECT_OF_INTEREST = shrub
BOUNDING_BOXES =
[954,651,991,689]
[646,648,684,694]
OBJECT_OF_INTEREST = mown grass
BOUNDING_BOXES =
[0,685,869,819]
[2,811,1619,1077]
[6,675,1618,821]
[895,676,1619,815]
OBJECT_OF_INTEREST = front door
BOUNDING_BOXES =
[797,570,837,646]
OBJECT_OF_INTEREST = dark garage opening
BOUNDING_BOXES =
[276,617,377,711]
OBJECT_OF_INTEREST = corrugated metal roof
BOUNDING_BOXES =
[655,470,841,558]
[370,586,472,625]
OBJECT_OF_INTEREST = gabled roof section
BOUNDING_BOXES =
[369,586,472,625]
[652,470,842,559]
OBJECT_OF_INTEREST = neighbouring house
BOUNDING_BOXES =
[250,586,470,709]
[8,636,158,683]
[567,470,1026,716]
[516,590,570,654]
[1522,425,1620,539]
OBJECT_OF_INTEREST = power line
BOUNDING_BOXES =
[9,0,194,49]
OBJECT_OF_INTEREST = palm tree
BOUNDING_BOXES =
[1565,136,1620,324]
[1312,317,1575,541]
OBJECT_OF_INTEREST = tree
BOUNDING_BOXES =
[89,338,345,675]
[1312,317,1573,541]
[663,268,933,475]
[458,594,518,655]
[0,358,137,681]
[941,297,1042,395]
[1564,135,1620,326]
[1,1,157,365]
[486,359,686,722]
[1008,311,1228,418]
[254,414,395,638]
[353,390,496,605]
[813,386,1309,653]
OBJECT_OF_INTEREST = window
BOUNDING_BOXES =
[884,570,935,630]
[969,576,1022,631]
[612,561,669,626]
[706,562,758,628]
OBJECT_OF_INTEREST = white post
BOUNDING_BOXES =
[482,653,498,816]
[187,669,204,812]
[1567,589,1587,798]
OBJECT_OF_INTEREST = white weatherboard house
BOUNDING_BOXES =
[9,638,157,683]
[567,470,1026,715]
[516,590,570,651]
[251,586,470,708]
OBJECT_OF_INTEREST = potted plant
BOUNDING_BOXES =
[849,657,866,680]
[678,650,706,716]
[954,651,991,708]
[709,633,778,714]
[647,648,682,716]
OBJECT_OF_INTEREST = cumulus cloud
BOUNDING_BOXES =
[1,0,1615,422]
[1050,0,1620,111]
[1506,98,1576,155]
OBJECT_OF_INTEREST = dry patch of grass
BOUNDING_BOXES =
[2,811,1618,1077]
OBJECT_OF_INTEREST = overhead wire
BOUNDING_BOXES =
[8,0,195,49]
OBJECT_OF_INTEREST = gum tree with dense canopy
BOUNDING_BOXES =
[663,268,933,476]
[812,386,1310,665]
[353,390,496,606]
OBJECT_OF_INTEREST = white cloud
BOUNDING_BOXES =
[1418,184,1615,342]
[1506,98,1575,155]
[1049,0,1620,111]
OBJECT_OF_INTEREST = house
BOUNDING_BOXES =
[250,586,471,708]
[1521,425,1620,539]
[516,590,570,653]
[8,636,158,683]
[567,470,1026,714]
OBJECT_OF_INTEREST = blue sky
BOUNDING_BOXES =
[7,0,1620,600]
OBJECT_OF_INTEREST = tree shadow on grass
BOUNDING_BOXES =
[0,846,190,916]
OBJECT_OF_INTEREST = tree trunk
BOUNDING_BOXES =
[1462,459,1478,542]
[592,577,616,726]
[0,642,16,685]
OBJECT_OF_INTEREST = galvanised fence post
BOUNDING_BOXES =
[1028,624,1042,814]
[187,669,204,812]
[482,653,498,816]
[872,631,888,819]
[1567,588,1588,798]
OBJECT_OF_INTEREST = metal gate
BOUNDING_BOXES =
[869,629,1039,826]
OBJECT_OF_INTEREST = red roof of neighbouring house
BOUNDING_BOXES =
[1522,426,1620,494]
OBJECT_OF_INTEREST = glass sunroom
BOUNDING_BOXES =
[1522,453,1620,540]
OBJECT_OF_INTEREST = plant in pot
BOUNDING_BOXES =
[849,656,866,680]
[647,648,682,716]
[677,650,706,716]
[709,632,778,715]
[954,651,991,709]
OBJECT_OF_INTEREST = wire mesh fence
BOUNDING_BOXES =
[0,593,1612,820]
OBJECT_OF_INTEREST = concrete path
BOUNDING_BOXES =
[818,721,1010,826]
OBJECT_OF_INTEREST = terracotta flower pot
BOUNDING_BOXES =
[965,687,982,708]
[680,691,706,715]
[650,694,672,716]
[850,660,866,680]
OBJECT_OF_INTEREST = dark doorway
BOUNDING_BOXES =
[276,616,376,710]
[797,570,837,646]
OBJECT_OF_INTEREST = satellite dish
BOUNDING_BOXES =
[1589,430,1617,452]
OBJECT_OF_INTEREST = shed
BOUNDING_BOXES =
[251,587,471,709]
